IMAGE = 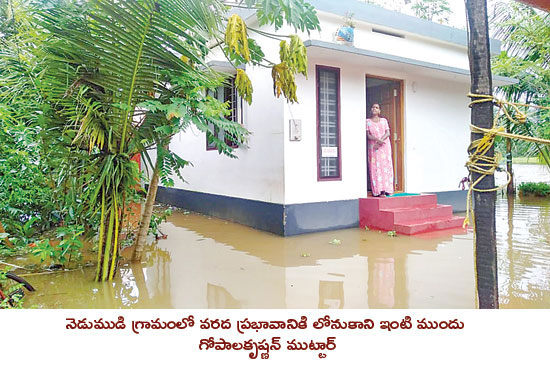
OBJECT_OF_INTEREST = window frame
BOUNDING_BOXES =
[206,76,243,151]
[316,65,342,181]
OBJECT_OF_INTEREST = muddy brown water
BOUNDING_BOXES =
[15,195,549,309]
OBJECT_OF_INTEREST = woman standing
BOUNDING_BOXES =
[366,103,394,197]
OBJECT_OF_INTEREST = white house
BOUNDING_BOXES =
[155,0,515,236]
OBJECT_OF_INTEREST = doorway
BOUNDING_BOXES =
[366,76,404,193]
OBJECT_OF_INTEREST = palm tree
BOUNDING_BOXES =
[39,0,318,281]
[491,1,550,191]
[39,0,232,281]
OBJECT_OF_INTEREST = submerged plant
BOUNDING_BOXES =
[149,208,172,239]
[30,225,84,267]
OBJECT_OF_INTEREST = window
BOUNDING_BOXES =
[316,66,341,180]
[206,76,243,150]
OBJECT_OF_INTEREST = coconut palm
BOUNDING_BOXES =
[38,0,318,281]
[38,0,237,281]
[491,1,550,180]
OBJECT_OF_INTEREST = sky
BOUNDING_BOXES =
[448,0,468,28]
[362,0,511,30]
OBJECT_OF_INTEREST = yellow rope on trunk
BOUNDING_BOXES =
[465,93,550,308]
[464,93,550,228]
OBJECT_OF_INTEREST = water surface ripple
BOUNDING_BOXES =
[20,197,550,309]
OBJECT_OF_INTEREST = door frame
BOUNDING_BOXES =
[365,74,405,193]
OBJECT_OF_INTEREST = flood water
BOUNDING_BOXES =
[22,213,474,309]
[19,197,550,309]
[9,165,548,309]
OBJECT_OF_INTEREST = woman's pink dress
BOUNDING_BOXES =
[366,118,394,196]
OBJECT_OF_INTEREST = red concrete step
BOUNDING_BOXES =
[359,194,440,231]
[378,194,437,209]
[381,204,453,223]
[359,194,465,235]
[394,216,466,235]
[360,194,438,211]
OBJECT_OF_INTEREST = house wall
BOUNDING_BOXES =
[158,6,483,234]
[283,60,367,205]
[404,77,471,193]
[165,8,473,204]
[166,35,286,205]
[314,10,471,71]
[283,55,471,205]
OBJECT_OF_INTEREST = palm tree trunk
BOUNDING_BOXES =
[506,130,515,195]
[466,0,499,308]
[132,159,160,261]
[95,194,122,282]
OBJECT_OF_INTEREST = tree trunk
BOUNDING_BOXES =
[466,0,499,308]
[506,127,515,195]
[0,221,14,249]
[95,195,122,282]
[132,158,161,261]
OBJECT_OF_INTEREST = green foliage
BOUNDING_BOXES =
[411,0,451,24]
[491,2,550,168]
[7,217,39,244]
[0,0,99,251]
[30,225,84,266]
[243,0,320,32]
[148,208,172,238]
[1,0,320,281]
[224,38,265,67]
[0,119,54,232]
[0,270,24,309]
[518,182,550,197]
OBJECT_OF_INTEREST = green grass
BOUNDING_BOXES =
[518,182,550,197]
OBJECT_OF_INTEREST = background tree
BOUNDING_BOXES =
[412,0,451,23]
[491,1,550,194]
[360,0,452,25]
[1,0,96,256]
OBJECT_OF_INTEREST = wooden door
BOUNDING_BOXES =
[366,78,404,192]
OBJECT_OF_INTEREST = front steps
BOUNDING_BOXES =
[359,194,465,235]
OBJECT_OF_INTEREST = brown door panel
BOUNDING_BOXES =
[366,78,404,192]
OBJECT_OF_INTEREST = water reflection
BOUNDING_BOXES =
[318,281,344,309]
[497,196,550,308]
[368,257,408,308]
[24,246,174,309]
